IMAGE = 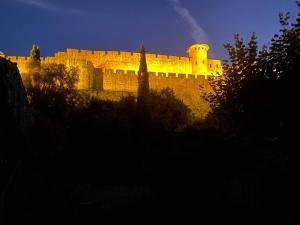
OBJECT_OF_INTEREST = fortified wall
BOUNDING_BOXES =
[5,44,223,117]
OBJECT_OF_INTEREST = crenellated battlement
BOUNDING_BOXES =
[7,56,29,61]
[99,68,212,95]
[6,43,223,80]
[61,48,191,60]
[3,43,221,118]
[100,68,206,79]
[7,44,222,89]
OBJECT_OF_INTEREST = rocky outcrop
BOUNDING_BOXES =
[0,56,34,223]
[0,56,29,129]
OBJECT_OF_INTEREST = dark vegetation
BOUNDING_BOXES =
[1,2,300,224]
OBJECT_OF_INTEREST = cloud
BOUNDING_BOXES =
[15,0,86,15]
[166,0,208,43]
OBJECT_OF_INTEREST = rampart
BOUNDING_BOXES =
[5,44,222,117]
[41,49,193,75]
[7,44,223,77]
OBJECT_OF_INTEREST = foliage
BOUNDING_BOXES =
[89,90,135,102]
[208,3,300,139]
[206,32,262,131]
[24,63,84,117]
[149,88,191,131]
[137,43,150,116]
[27,44,41,72]
[29,44,41,61]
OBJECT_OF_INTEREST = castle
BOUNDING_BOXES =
[3,44,223,117]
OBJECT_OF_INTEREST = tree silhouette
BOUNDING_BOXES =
[29,44,40,62]
[27,44,41,74]
[206,32,261,132]
[207,1,300,143]
[24,63,81,117]
[137,43,150,118]
[149,88,191,131]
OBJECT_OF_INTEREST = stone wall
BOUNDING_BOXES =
[39,49,192,75]
[102,69,138,92]
[99,69,212,117]
[5,45,221,117]
[100,70,212,94]
[7,46,223,77]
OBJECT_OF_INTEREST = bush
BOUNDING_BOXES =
[149,88,191,131]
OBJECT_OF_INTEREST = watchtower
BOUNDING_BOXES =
[187,44,209,76]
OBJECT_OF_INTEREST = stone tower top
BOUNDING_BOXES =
[187,43,210,52]
[187,43,210,76]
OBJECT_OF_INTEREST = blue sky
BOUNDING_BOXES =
[0,0,298,60]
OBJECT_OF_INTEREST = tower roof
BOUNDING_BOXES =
[187,44,210,54]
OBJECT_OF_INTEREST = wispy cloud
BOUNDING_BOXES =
[166,0,208,43]
[15,0,86,15]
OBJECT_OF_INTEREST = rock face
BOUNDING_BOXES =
[0,56,31,223]
[0,56,29,129]
[0,56,29,164]
[0,56,30,172]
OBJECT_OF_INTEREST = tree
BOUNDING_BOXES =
[207,1,300,142]
[207,32,261,132]
[27,44,41,73]
[149,88,191,131]
[264,3,300,148]
[24,63,82,118]
[30,44,41,62]
[137,43,150,117]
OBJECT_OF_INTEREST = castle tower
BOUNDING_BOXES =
[75,60,95,90]
[187,44,209,76]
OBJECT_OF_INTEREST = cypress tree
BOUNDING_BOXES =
[27,44,41,74]
[30,44,41,62]
[137,43,150,116]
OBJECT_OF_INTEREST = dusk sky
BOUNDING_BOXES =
[0,0,298,60]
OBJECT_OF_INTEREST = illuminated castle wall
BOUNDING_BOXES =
[5,44,222,117]
[7,43,222,78]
